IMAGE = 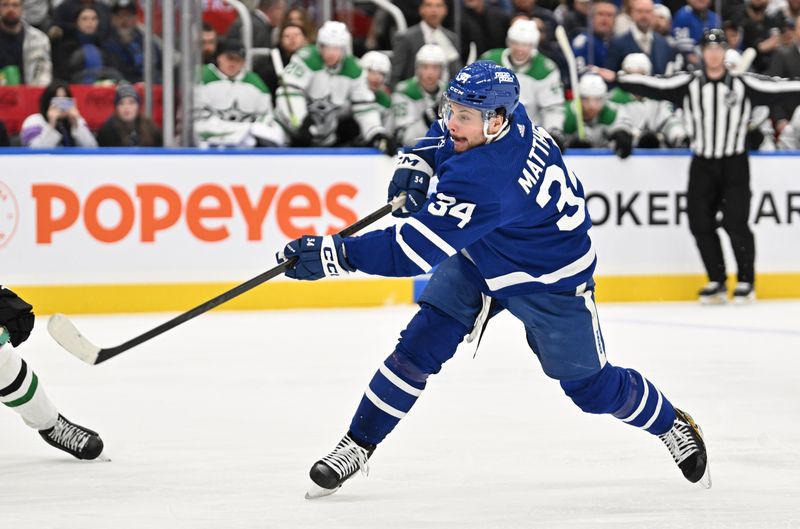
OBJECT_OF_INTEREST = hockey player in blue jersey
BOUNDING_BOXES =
[278,61,710,498]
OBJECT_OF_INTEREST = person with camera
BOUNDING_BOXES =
[20,80,97,147]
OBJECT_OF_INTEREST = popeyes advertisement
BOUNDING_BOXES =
[1,153,393,285]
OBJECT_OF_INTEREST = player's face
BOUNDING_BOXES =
[509,41,534,63]
[366,69,385,91]
[417,63,443,91]
[702,44,725,70]
[321,45,344,68]
[446,101,503,153]
[217,52,245,77]
[581,96,604,121]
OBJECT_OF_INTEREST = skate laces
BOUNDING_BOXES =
[48,417,90,453]
[659,417,698,465]
[321,436,371,479]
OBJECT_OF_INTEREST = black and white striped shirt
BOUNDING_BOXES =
[617,70,800,159]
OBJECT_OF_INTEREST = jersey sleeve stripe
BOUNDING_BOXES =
[394,225,432,273]
[405,217,457,257]
[484,241,596,291]
[621,72,692,89]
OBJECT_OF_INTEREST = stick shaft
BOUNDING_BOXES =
[94,197,402,363]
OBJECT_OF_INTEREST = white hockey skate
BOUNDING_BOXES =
[305,433,375,499]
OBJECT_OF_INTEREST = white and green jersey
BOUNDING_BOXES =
[480,48,565,133]
[608,87,687,147]
[275,45,385,146]
[194,63,286,147]
[563,101,633,147]
[391,77,446,148]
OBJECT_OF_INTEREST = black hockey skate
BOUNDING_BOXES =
[732,282,755,304]
[659,408,711,488]
[305,433,375,499]
[698,281,726,305]
[39,414,105,461]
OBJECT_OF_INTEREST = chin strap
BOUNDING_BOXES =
[483,118,511,143]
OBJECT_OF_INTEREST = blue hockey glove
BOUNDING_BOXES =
[387,153,433,218]
[276,234,356,281]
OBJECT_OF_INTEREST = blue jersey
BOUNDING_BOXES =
[344,104,596,298]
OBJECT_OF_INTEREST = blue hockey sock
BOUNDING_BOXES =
[561,363,675,436]
[349,303,469,446]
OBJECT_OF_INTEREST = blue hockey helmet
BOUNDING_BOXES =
[444,61,520,119]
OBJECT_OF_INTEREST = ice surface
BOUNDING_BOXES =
[2,301,800,529]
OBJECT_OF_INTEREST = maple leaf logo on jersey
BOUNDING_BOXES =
[517,124,526,137]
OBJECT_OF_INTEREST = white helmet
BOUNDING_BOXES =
[621,53,652,75]
[506,19,540,47]
[360,51,391,75]
[578,73,607,98]
[415,44,447,67]
[317,21,351,48]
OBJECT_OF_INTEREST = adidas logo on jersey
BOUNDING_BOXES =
[518,124,526,137]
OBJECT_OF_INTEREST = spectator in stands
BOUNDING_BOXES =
[50,0,111,41]
[742,0,786,73]
[260,22,308,97]
[96,82,161,147]
[103,0,160,84]
[777,105,800,149]
[275,21,390,151]
[564,73,633,158]
[226,0,286,90]
[614,0,635,36]
[226,0,285,50]
[652,3,673,37]
[392,44,447,148]
[0,0,51,85]
[282,6,316,43]
[771,0,800,22]
[201,23,218,64]
[605,0,676,74]
[560,0,591,38]
[0,120,9,145]
[673,0,721,46]
[608,53,688,148]
[359,50,392,124]
[462,0,511,59]
[481,19,565,149]
[52,6,124,83]
[194,38,286,148]
[390,0,461,88]
[724,19,744,50]
[512,0,556,38]
[21,80,97,147]
[768,15,800,135]
[572,0,617,68]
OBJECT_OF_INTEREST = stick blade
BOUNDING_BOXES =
[47,314,101,365]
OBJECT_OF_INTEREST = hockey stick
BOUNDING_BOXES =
[48,195,407,366]
[731,47,756,76]
[555,25,585,140]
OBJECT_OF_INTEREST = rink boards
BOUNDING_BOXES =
[1,148,799,314]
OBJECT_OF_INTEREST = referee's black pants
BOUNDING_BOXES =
[687,153,755,284]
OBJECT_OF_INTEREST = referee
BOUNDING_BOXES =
[614,29,800,304]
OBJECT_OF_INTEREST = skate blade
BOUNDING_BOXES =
[699,294,727,305]
[305,482,340,500]
[697,463,712,489]
[732,293,755,305]
[93,452,112,462]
